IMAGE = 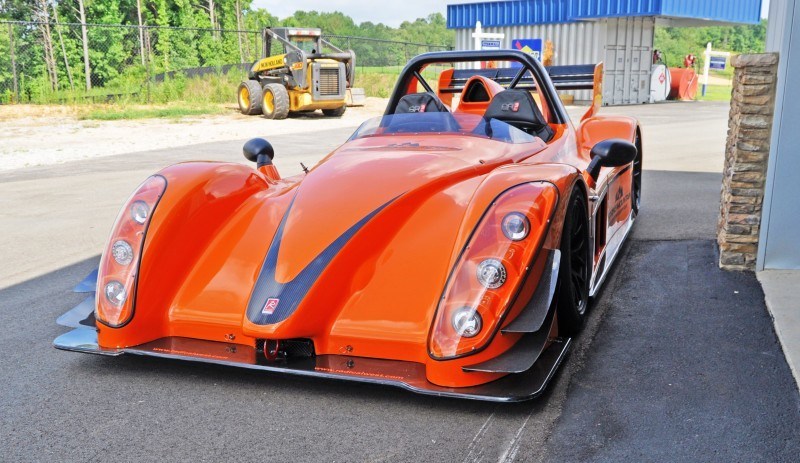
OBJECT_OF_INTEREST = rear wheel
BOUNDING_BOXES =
[237,80,262,115]
[322,106,347,117]
[557,187,591,335]
[632,132,643,216]
[262,83,290,120]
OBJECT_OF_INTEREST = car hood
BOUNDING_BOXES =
[275,134,530,280]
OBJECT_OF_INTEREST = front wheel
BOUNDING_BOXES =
[262,83,290,120]
[322,106,346,117]
[556,187,591,335]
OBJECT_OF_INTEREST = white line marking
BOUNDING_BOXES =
[497,410,534,463]
[462,412,496,463]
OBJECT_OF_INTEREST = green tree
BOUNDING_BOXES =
[654,20,767,68]
[86,0,127,85]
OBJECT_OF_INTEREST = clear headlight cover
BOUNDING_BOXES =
[429,182,558,359]
[96,175,166,327]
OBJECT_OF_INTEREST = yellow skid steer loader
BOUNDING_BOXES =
[237,28,357,119]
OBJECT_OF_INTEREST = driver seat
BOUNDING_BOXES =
[483,89,554,142]
[394,92,449,114]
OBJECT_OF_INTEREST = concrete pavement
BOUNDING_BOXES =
[543,241,799,461]
[759,270,800,387]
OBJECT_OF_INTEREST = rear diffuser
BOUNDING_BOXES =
[54,328,570,402]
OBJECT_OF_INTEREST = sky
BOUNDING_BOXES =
[252,0,770,28]
[251,0,469,27]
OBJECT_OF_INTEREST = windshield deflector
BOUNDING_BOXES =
[350,113,539,145]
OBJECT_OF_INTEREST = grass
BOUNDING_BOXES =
[356,65,449,97]
[359,65,404,75]
[710,67,734,80]
[78,104,229,121]
[358,73,398,98]
[696,85,733,102]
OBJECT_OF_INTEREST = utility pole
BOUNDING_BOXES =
[52,3,75,91]
[78,0,91,90]
[136,0,145,65]
[8,23,19,102]
[36,0,58,91]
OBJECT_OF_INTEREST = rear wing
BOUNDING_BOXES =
[438,63,604,121]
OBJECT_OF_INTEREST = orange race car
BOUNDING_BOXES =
[55,50,642,402]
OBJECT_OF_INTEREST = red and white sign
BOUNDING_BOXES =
[262,298,279,315]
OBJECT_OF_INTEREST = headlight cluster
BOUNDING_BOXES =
[95,175,166,327]
[429,182,558,359]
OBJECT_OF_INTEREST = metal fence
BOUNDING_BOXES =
[0,21,452,104]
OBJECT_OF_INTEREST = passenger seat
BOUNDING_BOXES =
[482,89,554,142]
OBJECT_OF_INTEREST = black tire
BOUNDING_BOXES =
[237,80,262,115]
[262,83,290,120]
[289,110,317,117]
[632,132,643,216]
[556,187,591,335]
[322,106,347,117]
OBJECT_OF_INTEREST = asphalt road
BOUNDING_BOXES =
[1,101,798,462]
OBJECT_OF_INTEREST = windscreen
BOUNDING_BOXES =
[291,37,318,54]
[349,113,539,145]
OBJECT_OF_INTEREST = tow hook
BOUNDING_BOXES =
[263,339,282,361]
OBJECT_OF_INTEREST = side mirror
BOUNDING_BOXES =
[243,138,275,167]
[587,138,637,181]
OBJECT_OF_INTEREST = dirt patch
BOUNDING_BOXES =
[0,99,388,171]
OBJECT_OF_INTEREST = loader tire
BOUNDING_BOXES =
[262,83,290,120]
[322,106,347,117]
[237,80,262,115]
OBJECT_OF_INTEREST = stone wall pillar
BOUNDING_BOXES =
[717,53,779,270]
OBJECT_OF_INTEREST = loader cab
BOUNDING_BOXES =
[264,27,323,57]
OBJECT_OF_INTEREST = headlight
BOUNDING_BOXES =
[501,212,530,241]
[104,281,127,306]
[130,200,149,224]
[96,175,166,327]
[111,240,134,265]
[476,259,506,289]
[452,307,482,338]
[428,182,558,359]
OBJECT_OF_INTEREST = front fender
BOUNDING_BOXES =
[423,162,584,386]
[448,162,584,267]
[98,162,284,348]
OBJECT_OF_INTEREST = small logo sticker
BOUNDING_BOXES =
[262,298,279,315]
[501,101,520,112]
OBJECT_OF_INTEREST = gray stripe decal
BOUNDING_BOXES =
[246,196,396,325]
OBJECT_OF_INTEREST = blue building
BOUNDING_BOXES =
[447,0,763,104]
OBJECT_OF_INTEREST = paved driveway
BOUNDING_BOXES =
[1,102,798,462]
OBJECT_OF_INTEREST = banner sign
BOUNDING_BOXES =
[480,39,502,50]
[512,39,543,61]
[709,55,727,70]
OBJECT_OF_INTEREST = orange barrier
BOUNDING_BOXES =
[668,68,699,101]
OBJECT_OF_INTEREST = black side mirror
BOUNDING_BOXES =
[587,138,637,181]
[243,138,275,168]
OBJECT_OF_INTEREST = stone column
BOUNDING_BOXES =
[717,53,779,270]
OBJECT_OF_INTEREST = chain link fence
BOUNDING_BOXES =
[0,21,452,104]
